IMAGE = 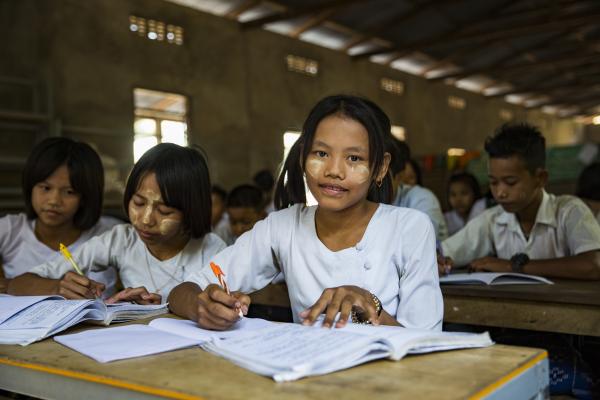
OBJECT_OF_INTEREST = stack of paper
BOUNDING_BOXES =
[0,295,168,346]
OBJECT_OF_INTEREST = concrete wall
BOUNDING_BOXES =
[0,0,586,193]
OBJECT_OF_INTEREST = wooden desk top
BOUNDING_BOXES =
[441,279,600,306]
[0,318,548,400]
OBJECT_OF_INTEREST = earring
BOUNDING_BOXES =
[376,179,383,188]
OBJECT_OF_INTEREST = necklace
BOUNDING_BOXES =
[143,247,185,295]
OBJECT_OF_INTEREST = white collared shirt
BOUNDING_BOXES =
[188,204,443,330]
[441,191,600,266]
[29,224,226,301]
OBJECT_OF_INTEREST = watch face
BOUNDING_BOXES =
[511,253,529,272]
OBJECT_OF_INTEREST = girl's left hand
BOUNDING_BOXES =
[299,286,379,328]
[106,287,162,305]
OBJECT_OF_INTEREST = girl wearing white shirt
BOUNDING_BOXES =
[0,138,120,294]
[9,143,225,304]
[169,95,443,330]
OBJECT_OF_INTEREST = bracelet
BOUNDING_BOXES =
[350,292,383,324]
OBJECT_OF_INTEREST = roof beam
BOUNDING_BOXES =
[225,0,260,19]
[429,44,600,81]
[353,7,600,59]
[289,9,336,38]
[241,0,368,29]
[488,71,600,98]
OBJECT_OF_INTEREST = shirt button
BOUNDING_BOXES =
[364,262,372,270]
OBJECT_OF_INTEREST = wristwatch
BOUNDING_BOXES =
[510,253,530,273]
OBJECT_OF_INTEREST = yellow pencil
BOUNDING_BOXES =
[59,243,84,275]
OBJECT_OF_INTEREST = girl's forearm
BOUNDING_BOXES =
[7,273,60,295]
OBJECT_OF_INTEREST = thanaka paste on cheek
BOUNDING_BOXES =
[348,164,370,185]
[159,219,183,236]
[305,158,325,179]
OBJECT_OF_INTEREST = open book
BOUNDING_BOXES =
[439,272,553,285]
[54,317,492,381]
[0,295,168,346]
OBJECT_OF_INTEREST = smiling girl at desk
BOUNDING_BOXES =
[8,143,225,304]
[169,95,443,330]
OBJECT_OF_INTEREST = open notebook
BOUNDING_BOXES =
[55,317,493,382]
[439,272,553,285]
[0,295,168,346]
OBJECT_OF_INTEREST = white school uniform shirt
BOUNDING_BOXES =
[444,198,487,236]
[441,191,600,267]
[0,213,121,295]
[29,224,226,302]
[189,203,443,330]
[393,184,449,241]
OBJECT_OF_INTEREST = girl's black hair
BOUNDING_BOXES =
[274,95,393,209]
[22,137,104,230]
[447,172,482,202]
[123,143,212,239]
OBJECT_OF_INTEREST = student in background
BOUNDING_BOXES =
[8,143,226,303]
[401,158,422,186]
[444,172,486,236]
[169,94,442,331]
[576,162,600,225]
[226,184,267,241]
[440,123,600,279]
[211,185,227,229]
[253,169,276,214]
[211,185,233,244]
[388,138,449,241]
[0,137,120,295]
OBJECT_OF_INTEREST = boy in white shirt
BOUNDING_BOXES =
[440,123,600,279]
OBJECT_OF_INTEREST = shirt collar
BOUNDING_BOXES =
[494,190,556,230]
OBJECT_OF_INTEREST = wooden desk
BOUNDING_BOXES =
[0,320,548,400]
[442,279,600,336]
[251,282,600,336]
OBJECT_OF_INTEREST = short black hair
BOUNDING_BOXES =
[576,162,600,201]
[274,95,394,209]
[211,185,227,202]
[484,123,546,173]
[388,138,410,176]
[253,170,275,192]
[22,137,104,230]
[226,184,264,211]
[123,143,211,239]
[447,172,482,200]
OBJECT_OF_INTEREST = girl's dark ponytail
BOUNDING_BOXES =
[274,138,306,210]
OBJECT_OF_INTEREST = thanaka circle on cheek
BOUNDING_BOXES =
[349,164,370,184]
[305,158,325,179]
[159,219,183,235]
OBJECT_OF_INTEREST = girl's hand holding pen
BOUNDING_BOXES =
[57,271,105,299]
[106,286,162,305]
[195,284,250,331]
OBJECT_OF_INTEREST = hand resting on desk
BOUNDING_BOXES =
[106,286,161,305]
